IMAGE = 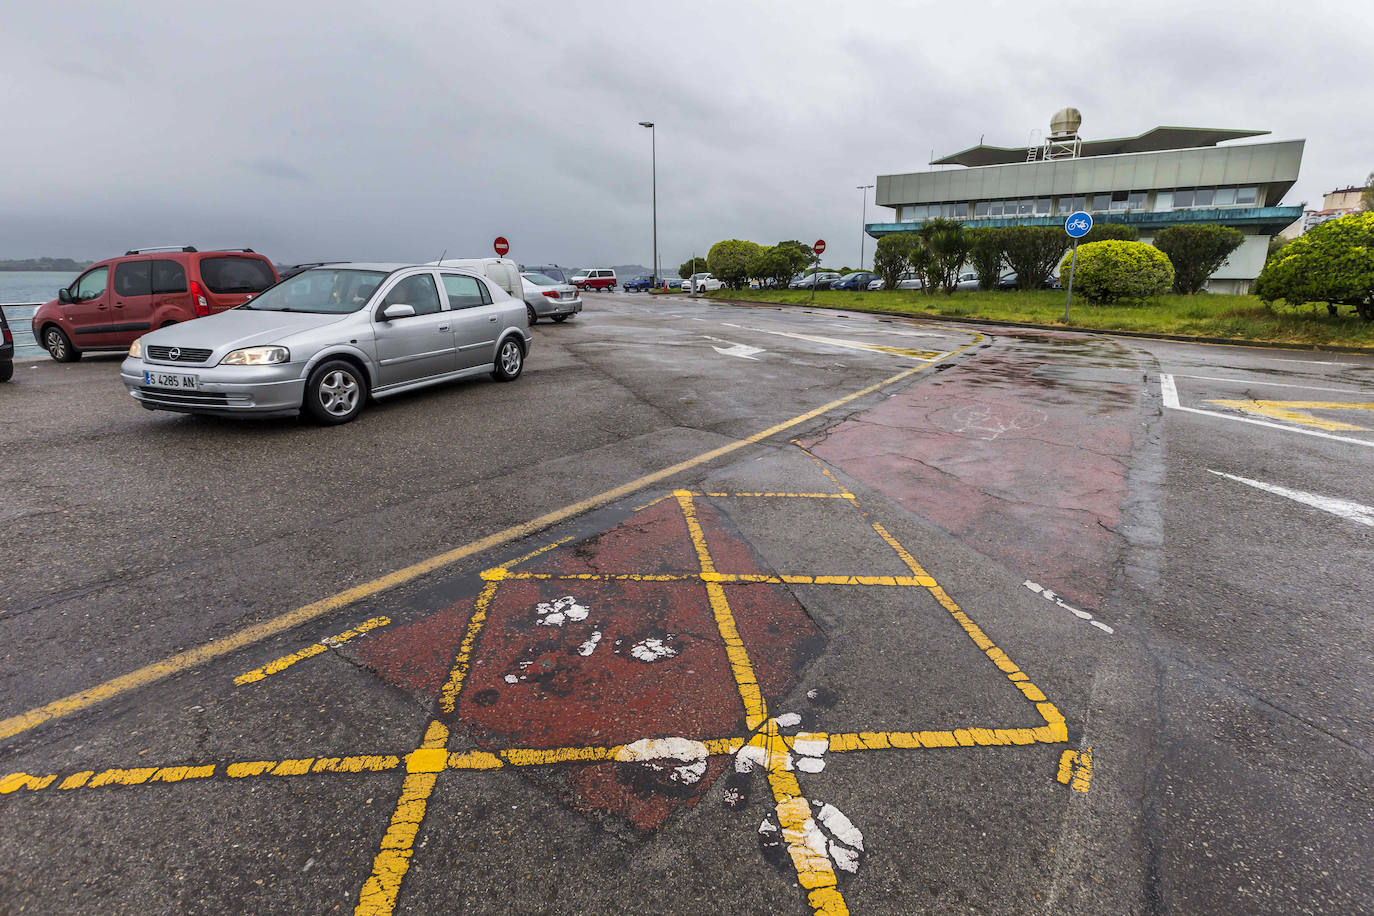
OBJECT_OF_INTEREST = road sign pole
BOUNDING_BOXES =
[1063,238,1078,323]
[810,254,819,305]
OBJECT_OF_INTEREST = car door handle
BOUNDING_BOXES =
[488,316,498,322]
[438,325,450,331]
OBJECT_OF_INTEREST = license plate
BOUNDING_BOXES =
[144,370,199,390]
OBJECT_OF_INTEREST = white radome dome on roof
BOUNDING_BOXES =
[1050,107,1082,137]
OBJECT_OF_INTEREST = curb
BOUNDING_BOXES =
[704,298,1374,356]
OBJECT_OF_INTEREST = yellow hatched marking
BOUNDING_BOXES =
[675,490,718,575]
[698,491,855,500]
[438,580,500,714]
[234,616,391,685]
[1206,399,1374,432]
[355,720,449,916]
[1056,746,1093,792]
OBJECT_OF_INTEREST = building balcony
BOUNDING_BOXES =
[865,205,1303,238]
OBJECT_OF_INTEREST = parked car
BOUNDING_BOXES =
[623,274,658,292]
[663,277,684,290]
[570,268,617,291]
[788,271,841,290]
[954,271,981,291]
[894,272,924,291]
[867,277,885,290]
[524,265,569,285]
[432,258,523,300]
[521,272,582,324]
[684,272,724,292]
[0,306,13,382]
[32,246,279,363]
[830,272,880,291]
[120,263,531,425]
[279,261,347,280]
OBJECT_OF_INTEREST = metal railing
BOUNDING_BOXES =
[1,303,44,357]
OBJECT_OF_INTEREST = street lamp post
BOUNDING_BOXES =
[639,121,657,286]
[857,184,874,271]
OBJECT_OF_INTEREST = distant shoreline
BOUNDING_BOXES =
[0,261,91,272]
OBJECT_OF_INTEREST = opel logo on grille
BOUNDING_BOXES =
[168,347,181,360]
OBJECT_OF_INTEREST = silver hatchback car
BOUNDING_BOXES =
[120,263,532,424]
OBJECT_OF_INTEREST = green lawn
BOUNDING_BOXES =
[706,288,1374,349]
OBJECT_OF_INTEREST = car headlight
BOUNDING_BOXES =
[128,338,142,358]
[220,346,289,366]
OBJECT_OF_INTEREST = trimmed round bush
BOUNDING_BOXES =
[1059,241,1174,303]
[1254,212,1374,320]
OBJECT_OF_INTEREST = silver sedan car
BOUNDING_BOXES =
[520,271,582,323]
[120,263,532,424]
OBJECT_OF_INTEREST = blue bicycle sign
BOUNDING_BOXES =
[1064,211,1093,238]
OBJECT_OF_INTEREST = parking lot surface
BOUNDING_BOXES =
[2,292,1371,914]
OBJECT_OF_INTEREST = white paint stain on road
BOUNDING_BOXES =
[1208,470,1374,528]
[535,595,589,627]
[629,637,678,662]
[1023,581,1114,635]
[615,737,709,787]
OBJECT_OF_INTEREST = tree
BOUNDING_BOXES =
[1001,226,1069,290]
[968,228,1004,290]
[1152,224,1245,294]
[679,258,705,279]
[1362,172,1374,212]
[774,240,814,284]
[1254,211,1374,320]
[1057,241,1173,303]
[873,234,914,290]
[921,219,973,293]
[706,239,762,289]
[1081,223,1138,244]
[908,240,937,296]
[746,246,796,289]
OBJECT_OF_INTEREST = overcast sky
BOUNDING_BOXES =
[2,0,1369,271]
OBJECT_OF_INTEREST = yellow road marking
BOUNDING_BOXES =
[1206,399,1374,432]
[698,491,855,499]
[355,720,449,916]
[234,616,391,686]
[1056,746,1093,792]
[438,580,500,714]
[0,338,987,744]
[495,570,935,586]
[503,536,574,570]
[792,441,855,500]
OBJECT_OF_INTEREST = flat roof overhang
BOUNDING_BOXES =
[932,127,1270,168]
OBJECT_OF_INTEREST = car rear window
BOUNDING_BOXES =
[199,257,277,294]
[151,259,187,294]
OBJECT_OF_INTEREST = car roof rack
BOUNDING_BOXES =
[214,248,256,253]
[124,245,198,255]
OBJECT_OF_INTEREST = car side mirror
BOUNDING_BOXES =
[380,303,416,321]
[58,288,73,304]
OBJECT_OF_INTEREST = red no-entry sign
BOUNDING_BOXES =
[493,237,510,257]
[813,239,826,256]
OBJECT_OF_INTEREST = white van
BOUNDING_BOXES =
[430,258,523,299]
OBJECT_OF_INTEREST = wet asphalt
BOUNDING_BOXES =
[0,291,1371,915]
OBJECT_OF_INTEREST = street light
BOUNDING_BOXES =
[639,121,657,286]
[857,184,874,271]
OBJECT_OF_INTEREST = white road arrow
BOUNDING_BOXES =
[704,336,764,360]
[1209,470,1374,528]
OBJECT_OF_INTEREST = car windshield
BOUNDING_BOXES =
[571,269,590,278]
[240,268,387,313]
[523,273,558,286]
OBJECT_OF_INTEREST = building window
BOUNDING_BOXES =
[1154,190,1173,211]
[1214,187,1236,206]
[1194,188,1214,207]
[1091,193,1112,211]
[1035,198,1052,215]
[1109,190,1130,211]
[952,202,969,218]
[1127,192,1146,210]
[1174,189,1195,208]
[1017,199,1034,215]
[975,201,990,217]
[1236,186,1258,206]
[988,200,1004,216]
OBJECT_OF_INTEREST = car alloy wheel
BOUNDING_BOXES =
[492,338,524,381]
[319,369,360,417]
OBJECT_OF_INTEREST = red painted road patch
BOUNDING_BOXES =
[359,497,824,831]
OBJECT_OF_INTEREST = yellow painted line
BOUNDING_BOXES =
[2,753,406,795]
[438,580,500,714]
[498,570,931,587]
[496,571,692,583]
[761,722,848,915]
[1056,746,1093,792]
[675,490,718,575]
[1206,399,1374,432]
[792,441,855,500]
[503,536,573,570]
[1,344,985,744]
[697,491,855,499]
[234,616,391,686]
[355,720,449,916]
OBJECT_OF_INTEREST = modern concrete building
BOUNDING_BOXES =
[867,109,1305,293]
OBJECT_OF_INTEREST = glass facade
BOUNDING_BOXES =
[893,186,1262,222]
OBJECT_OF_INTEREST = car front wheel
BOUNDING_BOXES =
[526,304,537,325]
[304,359,366,425]
[44,326,80,362]
[492,338,524,381]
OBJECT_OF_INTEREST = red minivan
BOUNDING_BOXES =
[31,246,279,362]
